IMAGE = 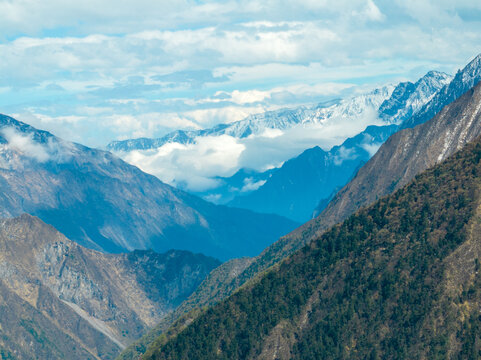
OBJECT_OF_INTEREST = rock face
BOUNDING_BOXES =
[0,114,297,260]
[142,135,481,360]
[0,214,220,359]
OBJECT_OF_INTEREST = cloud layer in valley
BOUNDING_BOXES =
[122,107,386,192]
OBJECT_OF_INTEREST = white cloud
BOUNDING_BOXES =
[179,106,270,127]
[358,0,385,22]
[1,127,50,162]
[119,101,385,191]
[361,142,382,157]
[241,177,266,192]
[332,146,357,166]
[0,0,480,181]
[124,135,246,192]
[0,127,74,164]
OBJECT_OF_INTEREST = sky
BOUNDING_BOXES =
[1,0,481,150]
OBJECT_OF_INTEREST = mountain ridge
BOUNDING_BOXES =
[106,85,395,152]
[108,71,451,154]
[106,71,451,223]
[0,113,297,260]
[142,129,481,360]
[118,54,481,360]
[0,214,221,359]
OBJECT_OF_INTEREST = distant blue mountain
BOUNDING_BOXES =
[228,124,397,222]
[225,70,452,222]
[0,114,298,260]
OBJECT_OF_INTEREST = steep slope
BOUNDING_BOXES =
[117,55,481,360]
[0,214,220,359]
[222,54,481,287]
[143,135,481,360]
[306,71,481,242]
[0,114,297,260]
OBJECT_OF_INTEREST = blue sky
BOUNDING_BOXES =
[1,0,481,147]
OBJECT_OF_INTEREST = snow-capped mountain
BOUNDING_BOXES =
[402,54,481,129]
[379,70,453,124]
[107,86,395,152]
[107,70,451,155]
[183,71,451,221]
[104,70,453,224]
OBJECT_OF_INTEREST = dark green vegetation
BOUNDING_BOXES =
[120,58,481,360]
[143,138,481,359]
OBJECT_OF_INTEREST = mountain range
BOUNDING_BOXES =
[0,114,297,260]
[107,71,451,223]
[106,86,395,152]
[3,53,481,360]
[225,70,453,222]
[108,70,450,154]
[119,54,481,359]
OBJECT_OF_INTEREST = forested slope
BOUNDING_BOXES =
[144,138,481,359]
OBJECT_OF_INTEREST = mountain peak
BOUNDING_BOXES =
[458,53,481,84]
[420,70,452,85]
[378,70,451,125]
[463,53,481,71]
[401,54,481,129]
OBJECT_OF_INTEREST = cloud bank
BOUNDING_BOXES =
[0,1,479,149]
[123,105,384,192]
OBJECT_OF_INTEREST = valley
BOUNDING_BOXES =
[1,3,481,359]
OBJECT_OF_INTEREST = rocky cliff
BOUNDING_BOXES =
[0,214,220,359]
